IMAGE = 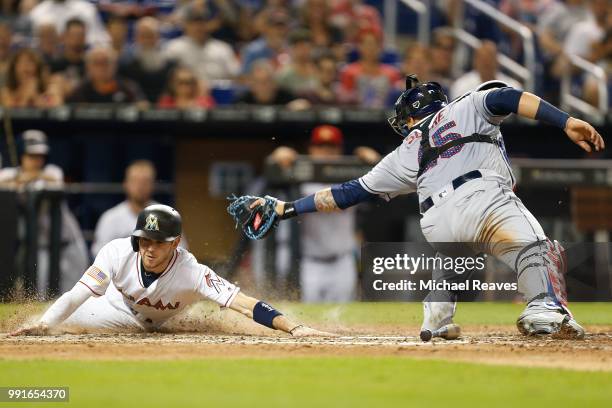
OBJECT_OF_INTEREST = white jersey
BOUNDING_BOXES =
[79,238,239,327]
[359,89,515,202]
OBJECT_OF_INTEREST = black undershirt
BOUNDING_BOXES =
[141,260,161,288]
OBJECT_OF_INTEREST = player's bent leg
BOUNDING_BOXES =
[513,240,584,339]
[62,295,145,331]
[420,291,457,338]
[419,251,463,341]
[478,189,584,339]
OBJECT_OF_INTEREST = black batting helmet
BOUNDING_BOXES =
[131,204,182,252]
[388,74,448,137]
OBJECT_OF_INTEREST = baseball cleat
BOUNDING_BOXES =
[419,324,461,342]
[516,310,585,339]
[420,329,433,342]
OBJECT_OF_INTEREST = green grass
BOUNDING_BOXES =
[0,358,611,408]
[2,301,611,329]
[1,302,610,406]
[278,301,612,326]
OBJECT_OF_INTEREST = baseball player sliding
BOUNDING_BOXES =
[228,75,605,340]
[11,205,329,337]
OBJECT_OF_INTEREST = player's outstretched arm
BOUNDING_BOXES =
[257,179,375,218]
[485,87,605,152]
[228,180,375,240]
[227,291,335,337]
[9,282,93,336]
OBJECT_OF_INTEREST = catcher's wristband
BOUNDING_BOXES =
[280,202,298,220]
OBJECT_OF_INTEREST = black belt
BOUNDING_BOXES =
[304,253,348,263]
[419,170,483,214]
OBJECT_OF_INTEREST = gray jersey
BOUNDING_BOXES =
[359,89,515,202]
[300,183,357,257]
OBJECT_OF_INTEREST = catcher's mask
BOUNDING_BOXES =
[131,204,182,252]
[388,74,448,137]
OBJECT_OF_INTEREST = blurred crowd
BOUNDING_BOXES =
[0,0,608,111]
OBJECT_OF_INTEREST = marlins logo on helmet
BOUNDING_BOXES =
[145,214,159,231]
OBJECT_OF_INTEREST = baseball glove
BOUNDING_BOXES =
[227,194,279,240]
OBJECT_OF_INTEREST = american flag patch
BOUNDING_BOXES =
[86,267,107,284]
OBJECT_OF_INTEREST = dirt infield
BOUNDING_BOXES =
[2,303,611,372]
[2,328,612,372]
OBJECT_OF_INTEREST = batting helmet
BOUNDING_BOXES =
[131,204,182,252]
[388,74,448,137]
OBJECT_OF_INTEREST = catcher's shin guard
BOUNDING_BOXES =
[515,239,570,313]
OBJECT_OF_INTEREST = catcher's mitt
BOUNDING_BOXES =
[227,194,279,240]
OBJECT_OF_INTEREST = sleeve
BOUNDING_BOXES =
[39,282,92,327]
[470,89,512,126]
[43,164,64,183]
[195,264,240,307]
[78,242,115,296]
[563,25,588,57]
[85,4,111,46]
[358,140,418,201]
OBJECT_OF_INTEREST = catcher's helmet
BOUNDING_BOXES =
[388,74,448,137]
[131,204,182,252]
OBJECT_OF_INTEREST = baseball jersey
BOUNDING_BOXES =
[359,89,515,202]
[300,183,357,257]
[79,238,239,326]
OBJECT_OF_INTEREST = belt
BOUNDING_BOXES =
[420,170,483,214]
[304,253,348,263]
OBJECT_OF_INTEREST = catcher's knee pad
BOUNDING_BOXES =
[515,239,569,312]
[421,290,457,332]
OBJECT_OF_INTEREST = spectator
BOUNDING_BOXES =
[429,27,455,92]
[1,48,63,108]
[0,23,12,88]
[164,5,240,83]
[302,53,344,105]
[179,0,241,44]
[562,0,609,60]
[34,22,60,65]
[49,18,87,95]
[450,41,522,99]
[29,0,110,46]
[237,59,300,106]
[0,129,89,294]
[400,43,432,83]
[106,15,130,64]
[276,29,318,95]
[67,45,147,105]
[338,29,401,108]
[330,0,382,45]
[91,160,187,256]
[252,0,294,39]
[240,9,290,75]
[158,66,215,109]
[0,130,63,188]
[583,6,612,107]
[298,0,345,61]
[538,0,588,60]
[119,16,176,103]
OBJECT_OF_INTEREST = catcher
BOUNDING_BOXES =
[228,76,605,340]
[11,204,330,337]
